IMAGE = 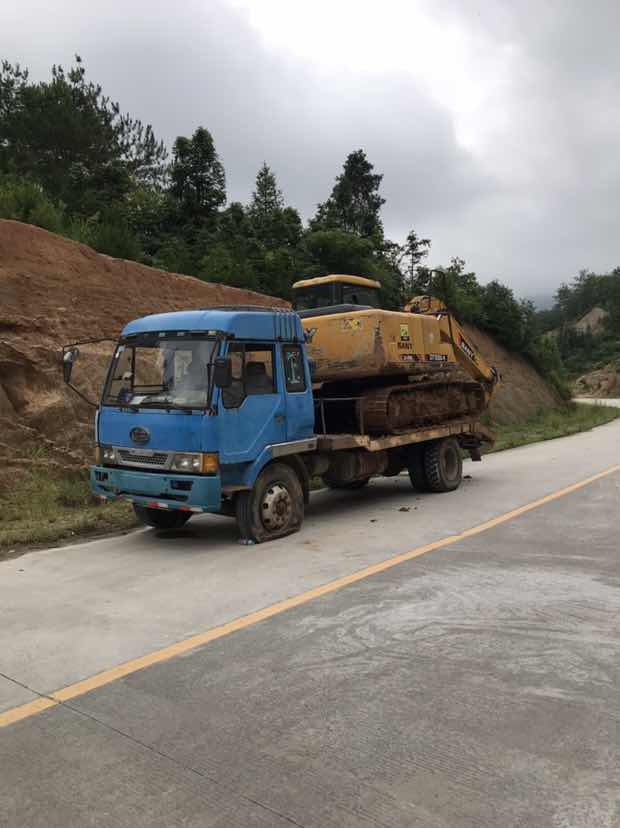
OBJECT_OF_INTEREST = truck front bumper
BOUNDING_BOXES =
[90,466,222,514]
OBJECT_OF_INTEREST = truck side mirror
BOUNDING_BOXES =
[62,347,80,384]
[213,356,232,388]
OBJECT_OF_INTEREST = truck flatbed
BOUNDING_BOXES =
[317,419,495,453]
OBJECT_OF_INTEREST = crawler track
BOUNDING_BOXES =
[362,379,486,434]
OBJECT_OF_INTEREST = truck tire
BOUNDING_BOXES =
[133,504,192,530]
[323,477,370,490]
[236,462,304,543]
[407,445,430,492]
[424,437,462,493]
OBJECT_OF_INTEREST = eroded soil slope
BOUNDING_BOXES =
[574,363,620,398]
[461,323,560,423]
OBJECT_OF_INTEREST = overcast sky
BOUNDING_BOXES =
[2,0,619,299]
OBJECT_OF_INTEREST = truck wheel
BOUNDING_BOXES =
[236,462,304,543]
[133,504,192,530]
[323,477,370,490]
[407,445,430,492]
[424,438,463,493]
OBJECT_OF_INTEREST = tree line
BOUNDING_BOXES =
[0,56,568,394]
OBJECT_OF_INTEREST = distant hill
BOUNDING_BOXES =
[547,306,609,339]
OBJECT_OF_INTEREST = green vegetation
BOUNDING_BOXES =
[537,269,620,376]
[486,403,620,453]
[0,468,136,557]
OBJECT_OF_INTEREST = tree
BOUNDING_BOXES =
[402,230,431,284]
[0,57,167,215]
[481,280,526,350]
[311,149,385,240]
[249,162,283,218]
[169,127,226,225]
[247,163,302,250]
[0,175,65,233]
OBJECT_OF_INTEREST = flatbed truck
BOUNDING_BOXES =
[63,307,494,543]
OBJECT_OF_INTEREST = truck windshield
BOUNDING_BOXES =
[102,333,219,411]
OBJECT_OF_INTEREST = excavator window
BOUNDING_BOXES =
[293,282,381,311]
[341,285,381,308]
[294,284,336,310]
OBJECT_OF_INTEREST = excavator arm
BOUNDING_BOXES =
[404,295,500,401]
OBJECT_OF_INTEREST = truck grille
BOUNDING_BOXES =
[117,449,170,468]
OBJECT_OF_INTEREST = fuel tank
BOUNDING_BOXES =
[300,308,456,382]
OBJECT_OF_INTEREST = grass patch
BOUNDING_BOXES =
[0,468,137,558]
[486,402,620,453]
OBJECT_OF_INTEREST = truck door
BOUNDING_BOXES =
[281,343,315,442]
[217,342,286,464]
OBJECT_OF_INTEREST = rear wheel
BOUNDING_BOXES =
[133,504,192,530]
[407,445,430,492]
[424,437,463,493]
[236,462,304,543]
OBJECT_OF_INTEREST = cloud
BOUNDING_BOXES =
[2,0,619,298]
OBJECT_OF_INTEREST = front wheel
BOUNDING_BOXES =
[236,462,304,543]
[133,504,192,530]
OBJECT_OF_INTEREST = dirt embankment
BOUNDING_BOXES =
[461,323,561,423]
[0,220,285,476]
[0,220,561,479]
[573,363,620,398]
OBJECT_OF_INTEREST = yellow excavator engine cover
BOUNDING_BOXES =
[301,308,456,382]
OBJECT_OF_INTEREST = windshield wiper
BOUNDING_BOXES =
[135,399,195,414]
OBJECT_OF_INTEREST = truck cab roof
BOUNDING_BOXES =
[121,307,303,342]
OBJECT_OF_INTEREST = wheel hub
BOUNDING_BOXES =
[260,483,292,530]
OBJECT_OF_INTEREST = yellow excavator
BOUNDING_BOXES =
[292,274,499,435]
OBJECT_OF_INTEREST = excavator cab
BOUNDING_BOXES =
[292,274,382,314]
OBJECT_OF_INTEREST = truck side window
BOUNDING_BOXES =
[245,346,275,395]
[222,343,275,408]
[282,345,306,392]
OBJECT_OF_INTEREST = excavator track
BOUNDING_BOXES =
[361,379,486,435]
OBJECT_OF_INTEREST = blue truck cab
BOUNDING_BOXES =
[86,307,319,542]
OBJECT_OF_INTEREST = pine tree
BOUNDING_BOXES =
[169,127,226,224]
[249,162,283,218]
[312,149,385,240]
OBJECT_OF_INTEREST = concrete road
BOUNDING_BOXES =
[574,396,620,408]
[1,419,619,826]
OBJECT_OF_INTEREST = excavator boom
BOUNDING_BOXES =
[404,294,499,400]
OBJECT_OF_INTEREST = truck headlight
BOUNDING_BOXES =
[98,445,116,465]
[171,453,201,472]
[170,452,219,475]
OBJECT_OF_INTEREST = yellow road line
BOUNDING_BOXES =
[2,463,619,730]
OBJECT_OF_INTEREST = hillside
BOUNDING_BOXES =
[461,323,560,422]
[574,362,620,398]
[0,220,560,479]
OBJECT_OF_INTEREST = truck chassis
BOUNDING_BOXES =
[230,418,494,543]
